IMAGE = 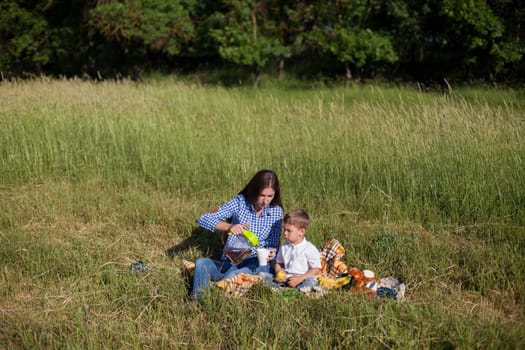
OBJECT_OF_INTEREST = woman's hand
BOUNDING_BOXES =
[267,247,277,261]
[228,223,249,235]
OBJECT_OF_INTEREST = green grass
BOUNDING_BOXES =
[1,78,524,349]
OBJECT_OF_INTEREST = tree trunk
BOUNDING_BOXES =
[345,63,352,87]
[252,12,257,41]
[253,67,261,88]
[278,56,285,80]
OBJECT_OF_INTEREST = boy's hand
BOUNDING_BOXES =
[286,275,305,288]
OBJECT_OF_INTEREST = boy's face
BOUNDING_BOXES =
[283,223,305,245]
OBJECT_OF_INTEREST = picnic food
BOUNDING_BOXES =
[275,270,287,283]
[318,274,351,289]
[349,267,364,281]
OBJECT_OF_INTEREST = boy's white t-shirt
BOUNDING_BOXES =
[276,238,321,275]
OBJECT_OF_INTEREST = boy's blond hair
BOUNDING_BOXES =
[283,208,310,230]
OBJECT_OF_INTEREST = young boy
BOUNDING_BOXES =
[261,208,321,291]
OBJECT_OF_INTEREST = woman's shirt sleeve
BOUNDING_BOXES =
[197,196,240,232]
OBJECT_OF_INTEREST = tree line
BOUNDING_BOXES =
[1,0,524,86]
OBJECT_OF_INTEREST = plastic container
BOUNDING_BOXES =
[363,269,375,279]
[224,229,259,264]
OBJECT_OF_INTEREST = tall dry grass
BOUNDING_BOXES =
[1,78,524,348]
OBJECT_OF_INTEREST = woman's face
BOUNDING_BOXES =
[254,187,275,212]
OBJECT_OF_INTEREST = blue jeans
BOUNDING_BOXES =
[259,272,319,291]
[192,257,270,298]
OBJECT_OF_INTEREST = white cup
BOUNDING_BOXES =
[256,248,269,266]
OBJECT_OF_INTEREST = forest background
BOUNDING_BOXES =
[1,0,525,86]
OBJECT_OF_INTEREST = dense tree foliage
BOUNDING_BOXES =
[210,0,291,87]
[0,0,523,84]
[305,0,397,84]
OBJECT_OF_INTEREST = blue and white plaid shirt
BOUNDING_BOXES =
[198,194,283,260]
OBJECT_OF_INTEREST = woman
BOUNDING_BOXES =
[192,169,283,299]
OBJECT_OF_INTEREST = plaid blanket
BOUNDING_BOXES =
[215,273,262,297]
[187,238,405,299]
[215,238,351,296]
[320,238,348,277]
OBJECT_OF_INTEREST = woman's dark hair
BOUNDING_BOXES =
[239,169,282,207]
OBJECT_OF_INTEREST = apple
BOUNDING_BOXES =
[275,270,287,283]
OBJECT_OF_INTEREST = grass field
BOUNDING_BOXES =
[1,78,524,349]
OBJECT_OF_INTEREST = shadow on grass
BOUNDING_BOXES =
[164,226,224,261]
[165,227,226,297]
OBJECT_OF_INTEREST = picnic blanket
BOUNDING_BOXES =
[186,238,405,300]
[215,273,262,297]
